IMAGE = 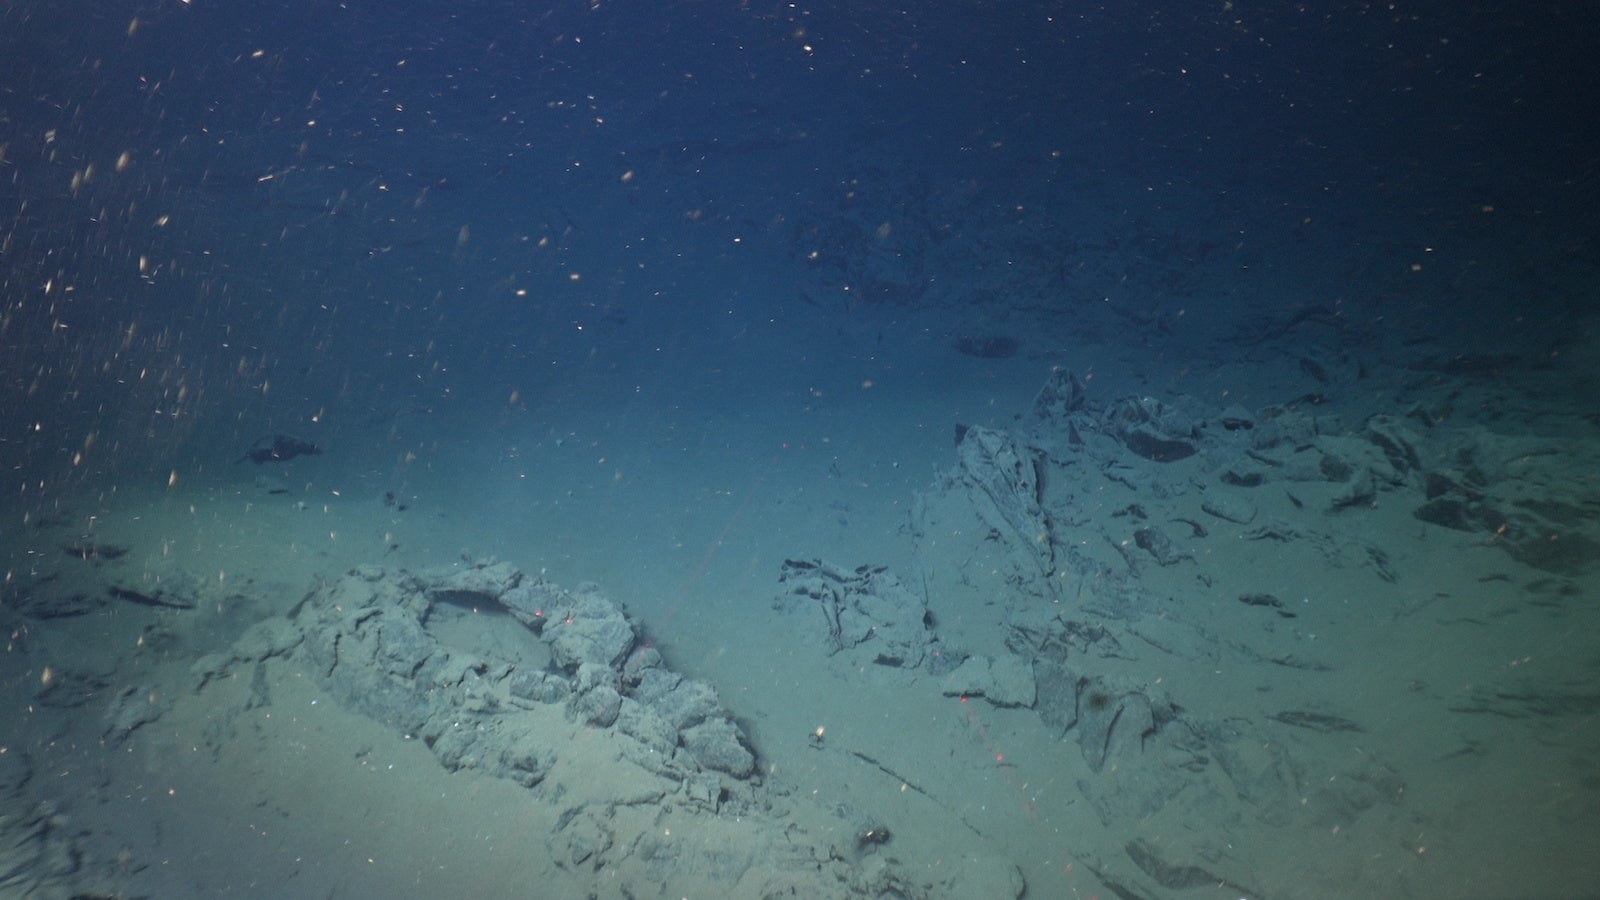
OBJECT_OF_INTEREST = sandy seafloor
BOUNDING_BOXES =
[4,4,1600,899]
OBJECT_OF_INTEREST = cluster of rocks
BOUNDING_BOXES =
[180,560,950,897]
[193,559,757,791]
[774,559,943,673]
[1409,428,1600,575]
[1020,367,1600,577]
[893,368,1449,895]
[773,558,1045,710]
[781,366,1593,845]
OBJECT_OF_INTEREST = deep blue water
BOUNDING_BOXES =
[8,2,1595,470]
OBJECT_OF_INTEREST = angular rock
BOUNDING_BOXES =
[1104,396,1202,463]
[1201,492,1256,524]
[233,616,303,662]
[1122,427,1197,463]
[547,593,635,671]
[681,718,755,777]
[1134,527,1190,566]
[1220,467,1265,488]
[956,426,1054,576]
[418,558,522,606]
[633,669,720,731]
[498,729,556,787]
[508,669,571,705]
[572,684,623,727]
[1218,404,1256,431]
[1074,678,1163,772]
[941,654,1036,708]
[774,560,937,670]
[616,699,679,757]
[1031,368,1087,421]
[1363,415,1423,474]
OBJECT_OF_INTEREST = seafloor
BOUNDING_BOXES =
[3,3,1598,898]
